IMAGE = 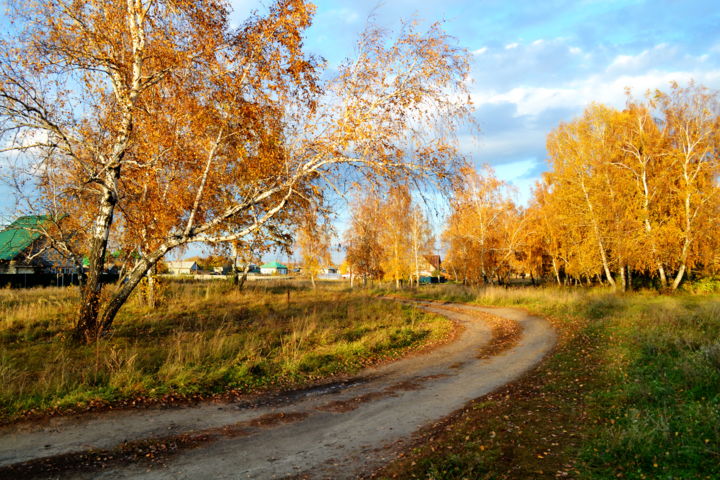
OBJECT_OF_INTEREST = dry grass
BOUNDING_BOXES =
[0,280,452,422]
[374,283,720,480]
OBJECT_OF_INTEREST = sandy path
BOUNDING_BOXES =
[0,301,555,479]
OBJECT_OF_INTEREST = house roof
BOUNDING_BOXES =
[423,254,442,270]
[260,261,287,269]
[0,215,50,261]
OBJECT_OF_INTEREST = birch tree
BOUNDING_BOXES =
[656,83,720,289]
[379,186,412,289]
[408,205,433,286]
[546,105,619,287]
[0,0,472,341]
[296,208,332,289]
[443,165,521,285]
[345,192,384,286]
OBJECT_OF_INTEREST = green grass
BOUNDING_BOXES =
[376,284,720,480]
[0,281,452,422]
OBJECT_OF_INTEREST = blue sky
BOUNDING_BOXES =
[260,0,720,261]
[2,0,720,261]
[229,0,720,205]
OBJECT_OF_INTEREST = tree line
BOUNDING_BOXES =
[443,82,720,290]
[344,185,435,288]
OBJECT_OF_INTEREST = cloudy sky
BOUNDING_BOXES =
[2,0,719,259]
[231,0,720,204]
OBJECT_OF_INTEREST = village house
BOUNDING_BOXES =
[0,216,72,274]
[319,266,341,280]
[165,260,200,275]
[260,261,288,275]
[418,254,442,277]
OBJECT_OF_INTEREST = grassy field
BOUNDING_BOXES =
[375,285,720,480]
[0,280,452,423]
[3,281,718,478]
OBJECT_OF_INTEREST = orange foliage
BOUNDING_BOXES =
[0,0,473,339]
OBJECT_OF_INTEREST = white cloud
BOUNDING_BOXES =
[605,43,679,75]
[473,47,488,55]
[461,37,720,206]
[471,69,720,117]
[473,129,546,159]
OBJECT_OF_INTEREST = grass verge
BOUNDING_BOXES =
[0,281,452,423]
[372,285,720,480]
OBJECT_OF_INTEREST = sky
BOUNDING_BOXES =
[230,0,718,200]
[277,0,720,205]
[265,0,719,261]
[2,0,720,261]
[227,0,720,263]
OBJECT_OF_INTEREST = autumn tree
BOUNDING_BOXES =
[408,205,434,286]
[532,82,719,290]
[345,186,432,288]
[655,83,720,289]
[545,104,622,287]
[611,102,673,287]
[296,208,332,289]
[443,165,522,285]
[0,0,472,341]
[228,237,271,290]
[379,185,412,289]
[345,193,384,286]
[524,182,568,285]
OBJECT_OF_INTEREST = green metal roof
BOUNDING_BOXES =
[0,215,49,261]
[260,261,288,269]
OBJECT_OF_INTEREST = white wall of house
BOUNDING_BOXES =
[260,267,288,275]
[166,261,199,275]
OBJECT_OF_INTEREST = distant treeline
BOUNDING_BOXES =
[443,82,720,290]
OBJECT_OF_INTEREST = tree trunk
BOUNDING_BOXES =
[580,179,616,288]
[92,240,181,338]
[672,264,686,290]
[74,187,117,343]
[232,245,240,286]
[552,258,561,286]
[658,264,668,289]
[619,265,627,292]
[96,262,152,335]
[671,236,692,290]
[671,182,694,291]
[237,264,250,291]
[146,265,156,309]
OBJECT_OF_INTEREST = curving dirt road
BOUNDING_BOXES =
[0,301,555,480]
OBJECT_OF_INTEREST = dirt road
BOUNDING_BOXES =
[0,301,555,479]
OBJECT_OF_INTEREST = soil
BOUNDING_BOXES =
[0,301,556,480]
